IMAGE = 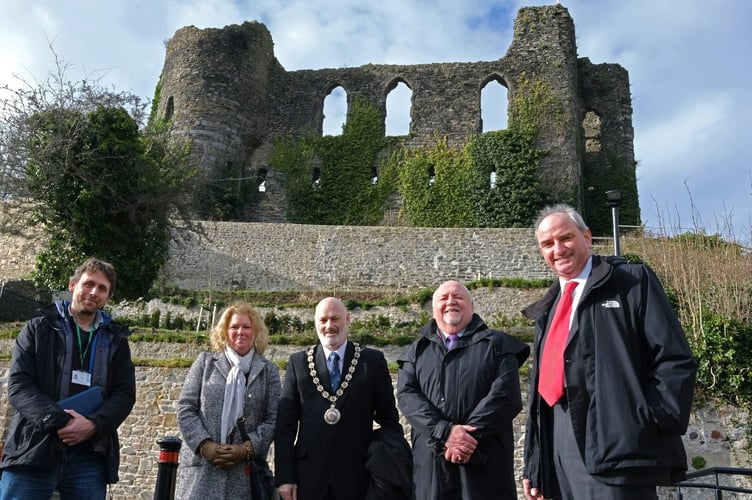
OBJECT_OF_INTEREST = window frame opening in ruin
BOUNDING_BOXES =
[312,165,321,189]
[164,96,174,122]
[384,78,413,137]
[582,110,602,153]
[428,164,436,186]
[371,166,378,185]
[480,74,509,133]
[257,167,268,192]
[490,168,498,189]
[322,84,348,136]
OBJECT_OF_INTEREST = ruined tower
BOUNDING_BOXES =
[155,4,637,226]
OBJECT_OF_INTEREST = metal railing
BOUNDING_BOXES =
[674,467,752,499]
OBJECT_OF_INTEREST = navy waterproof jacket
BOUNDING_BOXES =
[398,314,530,500]
[0,302,136,483]
[522,255,696,494]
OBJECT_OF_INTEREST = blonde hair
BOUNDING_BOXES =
[210,302,269,354]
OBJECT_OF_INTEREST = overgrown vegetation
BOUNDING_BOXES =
[466,129,547,227]
[623,232,752,407]
[394,137,478,227]
[0,51,197,300]
[271,75,555,228]
[192,158,260,221]
[271,97,397,225]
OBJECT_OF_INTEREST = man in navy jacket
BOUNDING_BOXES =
[522,204,696,500]
[0,258,136,500]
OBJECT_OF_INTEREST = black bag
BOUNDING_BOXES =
[249,457,275,500]
[237,417,275,500]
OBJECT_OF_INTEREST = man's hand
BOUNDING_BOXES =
[278,483,297,500]
[57,409,96,446]
[443,424,477,464]
[522,478,546,499]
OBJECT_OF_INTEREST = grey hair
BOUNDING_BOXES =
[533,204,589,233]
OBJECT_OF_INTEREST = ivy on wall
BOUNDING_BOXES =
[269,73,640,230]
[510,73,562,140]
[582,153,640,236]
[193,159,259,221]
[393,137,478,227]
[271,97,396,225]
[466,129,547,227]
[392,75,553,228]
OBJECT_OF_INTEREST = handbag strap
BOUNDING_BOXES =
[236,416,251,442]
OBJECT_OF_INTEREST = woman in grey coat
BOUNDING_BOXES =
[176,302,281,499]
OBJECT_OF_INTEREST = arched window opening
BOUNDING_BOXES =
[323,86,347,136]
[312,166,321,189]
[428,165,436,186]
[583,111,602,153]
[257,167,268,193]
[481,79,508,132]
[386,82,412,137]
[490,169,498,189]
[371,166,378,185]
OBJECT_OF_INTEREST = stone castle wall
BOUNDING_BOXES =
[1,216,558,292]
[155,4,636,222]
[1,341,748,499]
[163,222,553,291]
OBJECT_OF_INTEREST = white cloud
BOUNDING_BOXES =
[1,0,750,241]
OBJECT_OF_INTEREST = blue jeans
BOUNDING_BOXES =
[0,445,106,500]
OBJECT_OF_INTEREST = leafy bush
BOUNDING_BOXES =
[624,232,752,409]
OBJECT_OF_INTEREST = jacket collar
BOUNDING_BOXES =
[522,254,616,321]
[420,313,489,343]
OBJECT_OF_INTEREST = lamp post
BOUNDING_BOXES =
[605,190,622,256]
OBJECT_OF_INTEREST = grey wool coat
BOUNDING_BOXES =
[175,350,281,500]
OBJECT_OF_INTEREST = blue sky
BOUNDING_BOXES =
[2,0,750,243]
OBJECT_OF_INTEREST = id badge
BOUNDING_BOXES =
[72,370,92,387]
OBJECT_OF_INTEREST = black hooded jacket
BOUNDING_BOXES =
[0,302,136,483]
[397,314,529,500]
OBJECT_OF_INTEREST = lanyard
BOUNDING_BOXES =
[75,324,95,371]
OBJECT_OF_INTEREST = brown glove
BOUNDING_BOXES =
[199,440,222,462]
[229,440,253,463]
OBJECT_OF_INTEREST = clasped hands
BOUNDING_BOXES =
[200,439,253,469]
[444,424,477,464]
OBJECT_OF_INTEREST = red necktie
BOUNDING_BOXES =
[538,281,578,407]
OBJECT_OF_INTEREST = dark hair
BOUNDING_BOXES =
[70,258,117,298]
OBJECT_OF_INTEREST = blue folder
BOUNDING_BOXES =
[57,386,104,414]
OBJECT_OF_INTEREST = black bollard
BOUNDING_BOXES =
[153,435,182,500]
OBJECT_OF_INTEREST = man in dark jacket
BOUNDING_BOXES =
[397,280,529,500]
[274,297,403,500]
[522,204,697,500]
[0,258,136,500]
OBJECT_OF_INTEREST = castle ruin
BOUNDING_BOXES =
[154,4,637,225]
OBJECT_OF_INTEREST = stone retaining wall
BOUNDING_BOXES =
[1,341,749,499]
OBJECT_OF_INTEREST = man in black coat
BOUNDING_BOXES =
[274,297,403,500]
[0,258,136,500]
[522,204,696,500]
[397,280,529,500]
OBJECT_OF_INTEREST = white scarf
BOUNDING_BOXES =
[220,345,254,443]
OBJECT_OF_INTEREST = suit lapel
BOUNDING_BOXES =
[314,344,333,390]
